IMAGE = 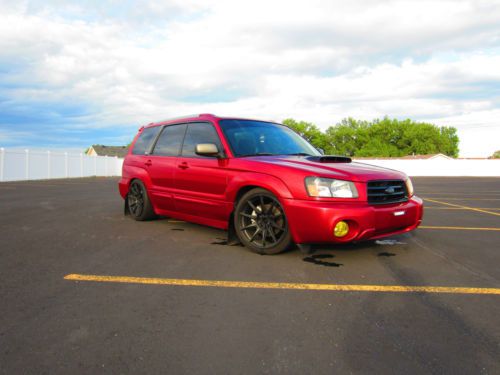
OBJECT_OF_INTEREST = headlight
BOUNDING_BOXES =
[305,177,359,198]
[405,177,414,197]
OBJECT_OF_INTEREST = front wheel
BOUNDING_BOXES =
[234,188,292,255]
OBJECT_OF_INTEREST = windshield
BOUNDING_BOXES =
[218,119,321,157]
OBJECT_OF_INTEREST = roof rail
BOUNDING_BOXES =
[147,113,216,126]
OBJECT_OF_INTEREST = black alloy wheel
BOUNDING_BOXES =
[234,188,292,254]
[127,180,156,221]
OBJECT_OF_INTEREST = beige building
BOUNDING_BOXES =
[86,145,129,158]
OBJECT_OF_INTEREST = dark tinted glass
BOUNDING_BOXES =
[181,123,221,157]
[152,124,187,156]
[218,120,320,157]
[132,126,161,155]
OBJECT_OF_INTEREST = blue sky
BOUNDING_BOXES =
[1,0,500,156]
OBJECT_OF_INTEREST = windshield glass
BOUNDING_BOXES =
[218,119,321,157]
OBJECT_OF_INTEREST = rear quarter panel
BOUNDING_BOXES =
[119,155,153,197]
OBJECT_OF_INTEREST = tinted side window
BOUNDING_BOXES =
[152,124,187,156]
[132,126,161,155]
[181,123,221,157]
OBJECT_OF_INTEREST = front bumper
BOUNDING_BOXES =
[283,196,423,244]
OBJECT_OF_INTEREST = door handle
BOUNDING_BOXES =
[145,160,152,167]
[178,162,189,170]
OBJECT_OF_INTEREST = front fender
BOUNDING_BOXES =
[225,172,293,202]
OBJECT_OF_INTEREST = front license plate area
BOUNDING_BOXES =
[374,206,415,231]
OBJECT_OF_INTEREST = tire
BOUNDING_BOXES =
[127,179,156,221]
[234,188,292,255]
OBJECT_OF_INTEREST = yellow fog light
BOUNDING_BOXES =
[334,221,349,237]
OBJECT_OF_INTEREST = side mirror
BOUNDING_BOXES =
[317,148,325,155]
[195,143,220,157]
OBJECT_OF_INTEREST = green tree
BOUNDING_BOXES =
[282,117,460,157]
[401,121,441,156]
[323,118,370,156]
[437,127,459,157]
[361,118,408,157]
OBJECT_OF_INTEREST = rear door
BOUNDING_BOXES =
[173,122,229,221]
[146,124,187,211]
[127,125,162,178]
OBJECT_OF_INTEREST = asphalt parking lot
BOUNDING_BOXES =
[1,177,499,374]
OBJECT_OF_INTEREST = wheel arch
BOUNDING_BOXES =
[234,185,261,203]
[124,166,153,192]
[226,173,293,203]
[226,175,292,229]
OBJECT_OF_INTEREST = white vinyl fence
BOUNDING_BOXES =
[0,148,123,182]
[1,148,498,181]
[354,158,500,177]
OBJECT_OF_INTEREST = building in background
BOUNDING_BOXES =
[86,145,129,158]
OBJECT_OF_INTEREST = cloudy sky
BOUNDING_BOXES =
[1,0,499,157]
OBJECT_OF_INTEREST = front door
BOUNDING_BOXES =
[173,122,229,221]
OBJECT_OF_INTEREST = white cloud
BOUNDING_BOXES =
[0,0,499,156]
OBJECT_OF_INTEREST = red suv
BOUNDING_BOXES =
[119,114,423,254]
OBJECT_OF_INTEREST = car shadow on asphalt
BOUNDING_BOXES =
[157,214,408,267]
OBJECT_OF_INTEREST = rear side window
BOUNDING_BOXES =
[152,124,187,156]
[181,122,222,157]
[132,126,161,155]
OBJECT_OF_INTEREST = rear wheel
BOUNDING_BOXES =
[234,188,292,255]
[127,180,156,221]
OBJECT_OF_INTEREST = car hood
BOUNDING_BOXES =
[244,155,407,182]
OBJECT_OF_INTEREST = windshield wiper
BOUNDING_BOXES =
[238,152,275,157]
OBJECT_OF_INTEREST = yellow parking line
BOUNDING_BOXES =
[420,226,500,231]
[64,274,500,295]
[424,198,500,217]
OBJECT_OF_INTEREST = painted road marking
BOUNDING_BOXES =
[64,274,500,295]
[420,226,500,231]
[424,198,500,217]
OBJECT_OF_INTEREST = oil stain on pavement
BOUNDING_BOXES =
[303,253,343,267]
[378,252,396,257]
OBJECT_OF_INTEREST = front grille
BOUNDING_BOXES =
[367,180,408,205]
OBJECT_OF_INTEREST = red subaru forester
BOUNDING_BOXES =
[119,114,423,254]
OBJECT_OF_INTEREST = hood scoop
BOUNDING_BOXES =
[306,155,352,163]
